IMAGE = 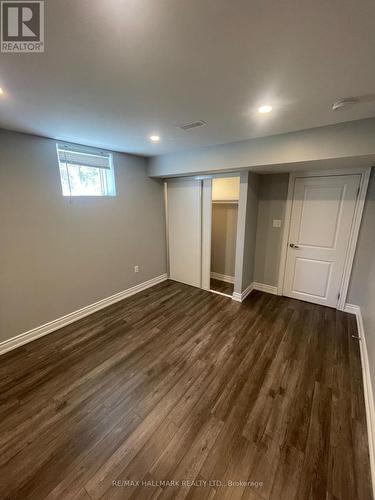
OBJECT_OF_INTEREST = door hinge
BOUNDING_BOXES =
[337,292,341,300]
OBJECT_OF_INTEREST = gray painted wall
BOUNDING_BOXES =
[241,173,259,290]
[347,170,375,395]
[254,174,289,286]
[148,118,375,178]
[211,204,238,277]
[0,129,167,342]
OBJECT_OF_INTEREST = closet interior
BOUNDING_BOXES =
[210,177,240,297]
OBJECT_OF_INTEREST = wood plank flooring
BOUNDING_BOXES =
[0,280,372,499]
[210,278,234,296]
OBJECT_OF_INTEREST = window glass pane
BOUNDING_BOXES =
[58,163,71,196]
[56,144,116,197]
[67,164,103,196]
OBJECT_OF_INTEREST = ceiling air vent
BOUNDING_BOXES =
[178,120,207,131]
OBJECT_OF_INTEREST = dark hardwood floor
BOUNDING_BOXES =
[210,278,234,296]
[0,280,372,499]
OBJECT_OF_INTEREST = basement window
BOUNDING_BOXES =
[56,143,116,197]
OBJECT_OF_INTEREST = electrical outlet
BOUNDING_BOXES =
[134,265,139,273]
[272,219,282,228]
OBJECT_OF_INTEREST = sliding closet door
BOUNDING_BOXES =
[167,179,202,288]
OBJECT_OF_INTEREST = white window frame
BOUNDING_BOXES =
[56,143,116,197]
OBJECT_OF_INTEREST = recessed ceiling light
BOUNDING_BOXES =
[149,135,160,142]
[0,88,4,95]
[258,105,272,114]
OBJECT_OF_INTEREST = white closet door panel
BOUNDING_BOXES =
[167,179,202,288]
[283,174,360,307]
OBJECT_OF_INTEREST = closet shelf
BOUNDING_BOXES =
[212,200,239,205]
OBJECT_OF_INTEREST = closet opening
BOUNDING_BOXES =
[209,177,240,298]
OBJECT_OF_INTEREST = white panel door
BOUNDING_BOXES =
[283,174,360,307]
[167,178,202,288]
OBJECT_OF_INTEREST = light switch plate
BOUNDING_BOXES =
[273,219,282,228]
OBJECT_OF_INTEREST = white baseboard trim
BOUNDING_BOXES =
[0,274,168,356]
[253,282,278,295]
[343,303,360,315]
[241,282,254,301]
[345,303,375,499]
[232,282,254,303]
[210,272,235,284]
[213,280,278,302]
[232,281,279,303]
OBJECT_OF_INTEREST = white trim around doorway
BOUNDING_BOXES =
[277,166,372,310]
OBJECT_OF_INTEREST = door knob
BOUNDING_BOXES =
[289,243,300,249]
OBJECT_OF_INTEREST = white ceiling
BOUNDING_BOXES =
[1,0,375,156]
